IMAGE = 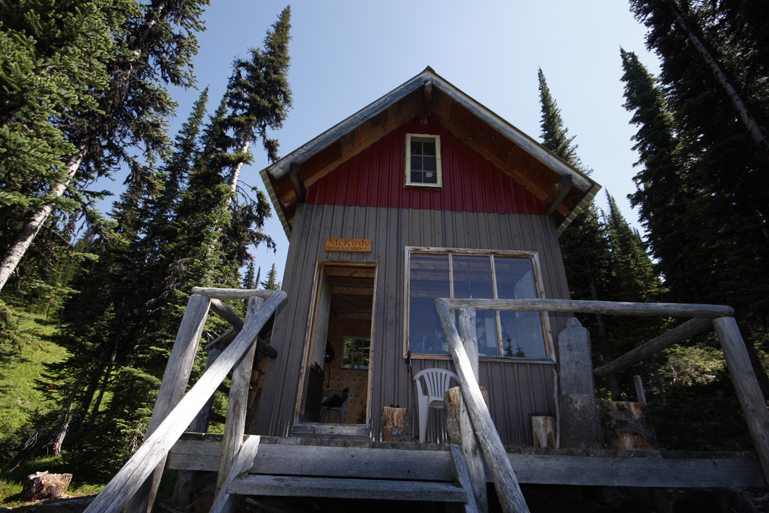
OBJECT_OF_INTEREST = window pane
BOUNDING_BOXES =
[452,256,497,355]
[409,254,450,354]
[422,141,436,155]
[423,171,436,183]
[495,257,546,359]
[411,171,422,183]
[411,156,423,171]
[341,337,370,369]
[422,156,436,171]
[411,141,422,155]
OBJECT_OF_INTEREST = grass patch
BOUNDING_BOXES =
[0,310,69,450]
[0,453,106,507]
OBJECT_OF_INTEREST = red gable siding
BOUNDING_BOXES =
[305,118,545,215]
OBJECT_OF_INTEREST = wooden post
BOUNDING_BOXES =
[449,444,479,513]
[171,346,222,509]
[531,416,556,448]
[125,294,210,513]
[557,318,603,449]
[208,435,261,513]
[713,316,769,486]
[456,307,488,513]
[216,296,263,511]
[436,299,529,513]
[84,291,286,513]
[634,376,646,406]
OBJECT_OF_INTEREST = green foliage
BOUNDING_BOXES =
[623,1,769,395]
[538,69,665,399]
[261,263,280,290]
[25,7,293,478]
[649,370,751,451]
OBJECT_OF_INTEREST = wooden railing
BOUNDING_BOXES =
[83,289,286,513]
[436,297,769,512]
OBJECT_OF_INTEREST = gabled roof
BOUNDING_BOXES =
[260,67,600,237]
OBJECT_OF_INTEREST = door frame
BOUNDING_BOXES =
[292,259,378,435]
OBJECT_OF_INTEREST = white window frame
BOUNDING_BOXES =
[403,247,555,363]
[405,134,442,188]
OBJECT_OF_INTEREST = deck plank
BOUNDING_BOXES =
[166,437,764,489]
[227,475,467,502]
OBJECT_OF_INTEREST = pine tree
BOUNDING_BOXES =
[38,8,293,465]
[538,70,620,397]
[261,263,280,290]
[539,70,665,398]
[0,0,129,296]
[0,0,207,292]
[620,6,769,394]
[243,260,258,289]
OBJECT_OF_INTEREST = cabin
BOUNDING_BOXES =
[87,69,768,513]
[254,67,599,444]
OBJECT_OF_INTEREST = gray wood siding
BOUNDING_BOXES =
[253,204,571,445]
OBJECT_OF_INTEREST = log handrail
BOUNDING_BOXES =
[192,287,279,300]
[85,291,287,513]
[441,298,733,318]
[593,317,712,378]
[436,298,530,513]
[438,296,769,489]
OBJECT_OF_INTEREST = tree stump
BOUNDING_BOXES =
[20,471,72,501]
[599,401,658,450]
[531,415,556,448]
[444,386,489,445]
[558,394,603,449]
[381,406,412,441]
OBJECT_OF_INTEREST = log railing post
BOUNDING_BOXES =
[436,299,530,513]
[125,294,211,513]
[457,307,488,513]
[85,291,286,513]
[216,296,264,510]
[713,316,769,486]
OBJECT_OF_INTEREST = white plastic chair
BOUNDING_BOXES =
[413,368,459,443]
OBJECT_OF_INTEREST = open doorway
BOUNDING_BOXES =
[299,262,376,427]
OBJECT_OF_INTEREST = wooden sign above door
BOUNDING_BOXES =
[325,238,372,252]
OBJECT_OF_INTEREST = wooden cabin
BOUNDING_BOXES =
[88,68,768,513]
[254,67,601,444]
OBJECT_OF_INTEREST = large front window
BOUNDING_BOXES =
[406,248,550,360]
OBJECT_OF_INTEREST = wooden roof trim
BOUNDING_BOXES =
[425,72,595,193]
[266,71,431,182]
[557,180,602,235]
[261,67,602,236]
[260,168,292,238]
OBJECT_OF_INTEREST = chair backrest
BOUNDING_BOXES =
[322,389,346,405]
[413,368,459,403]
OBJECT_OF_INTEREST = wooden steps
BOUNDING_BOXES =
[227,475,468,502]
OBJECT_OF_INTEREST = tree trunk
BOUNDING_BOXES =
[669,0,769,162]
[52,369,87,455]
[227,141,250,206]
[0,151,85,292]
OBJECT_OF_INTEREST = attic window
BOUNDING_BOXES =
[405,134,442,188]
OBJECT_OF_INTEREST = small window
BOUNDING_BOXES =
[405,134,442,188]
[341,336,370,370]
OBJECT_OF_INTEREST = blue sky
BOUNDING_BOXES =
[99,0,660,284]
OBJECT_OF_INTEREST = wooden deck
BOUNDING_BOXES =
[167,433,764,490]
